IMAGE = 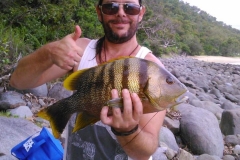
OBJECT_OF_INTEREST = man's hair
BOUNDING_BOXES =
[98,0,142,5]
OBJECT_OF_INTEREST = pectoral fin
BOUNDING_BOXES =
[72,112,99,133]
[106,98,123,108]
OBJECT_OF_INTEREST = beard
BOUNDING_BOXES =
[102,18,139,44]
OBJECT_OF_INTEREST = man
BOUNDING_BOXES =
[10,0,166,159]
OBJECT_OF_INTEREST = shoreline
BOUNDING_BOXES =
[191,56,240,65]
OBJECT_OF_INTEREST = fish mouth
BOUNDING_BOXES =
[175,91,189,104]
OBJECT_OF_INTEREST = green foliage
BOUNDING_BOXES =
[0,38,10,65]
[0,0,240,68]
[0,0,103,61]
[0,24,32,72]
[140,0,240,56]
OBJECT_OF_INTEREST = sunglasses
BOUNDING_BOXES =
[99,2,142,15]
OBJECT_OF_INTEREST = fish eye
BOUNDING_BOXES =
[166,77,175,84]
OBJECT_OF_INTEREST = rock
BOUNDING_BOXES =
[0,154,17,160]
[212,76,224,85]
[8,106,33,118]
[221,100,240,110]
[0,117,41,158]
[233,145,240,154]
[159,127,179,151]
[10,84,48,97]
[196,154,221,160]
[159,142,177,159]
[217,84,238,95]
[175,148,195,160]
[38,99,46,106]
[183,91,199,104]
[152,147,168,160]
[178,104,224,157]
[224,92,239,103]
[23,84,48,97]
[165,148,176,159]
[0,91,26,110]
[222,155,236,160]
[196,92,221,104]
[163,117,180,134]
[224,135,240,145]
[188,75,210,91]
[171,68,182,78]
[209,88,223,99]
[48,82,72,100]
[178,77,198,89]
[220,108,240,135]
[190,100,223,120]
[175,135,185,148]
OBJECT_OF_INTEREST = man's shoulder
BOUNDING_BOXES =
[144,53,164,67]
[76,38,92,48]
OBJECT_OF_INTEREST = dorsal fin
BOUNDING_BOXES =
[64,68,89,90]
[64,56,134,90]
[99,56,134,65]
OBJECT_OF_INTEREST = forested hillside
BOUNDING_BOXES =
[1,0,240,71]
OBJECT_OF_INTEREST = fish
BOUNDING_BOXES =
[37,57,188,138]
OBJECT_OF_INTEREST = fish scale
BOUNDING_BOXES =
[113,59,124,94]
[128,59,141,93]
[37,57,189,138]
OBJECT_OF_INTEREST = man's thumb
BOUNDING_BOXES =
[72,25,81,41]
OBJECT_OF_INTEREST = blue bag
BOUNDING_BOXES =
[11,127,64,160]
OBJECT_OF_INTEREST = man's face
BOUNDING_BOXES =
[97,0,145,44]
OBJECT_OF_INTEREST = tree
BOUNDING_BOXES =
[1,0,240,58]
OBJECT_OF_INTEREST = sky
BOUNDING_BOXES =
[181,0,240,30]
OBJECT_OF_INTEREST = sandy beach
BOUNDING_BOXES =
[192,56,240,65]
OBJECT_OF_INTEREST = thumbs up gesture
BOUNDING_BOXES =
[50,25,83,70]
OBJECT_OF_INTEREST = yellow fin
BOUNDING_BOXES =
[50,120,61,138]
[37,109,50,120]
[37,109,61,138]
[99,56,134,65]
[72,112,99,133]
[106,98,123,108]
[64,68,88,90]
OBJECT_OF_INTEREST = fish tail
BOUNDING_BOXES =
[37,99,73,138]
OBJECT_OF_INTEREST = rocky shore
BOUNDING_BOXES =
[1,56,240,160]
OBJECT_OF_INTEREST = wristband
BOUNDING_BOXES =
[111,125,138,136]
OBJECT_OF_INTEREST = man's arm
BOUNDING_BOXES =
[10,26,83,89]
[10,45,66,89]
[118,111,165,160]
